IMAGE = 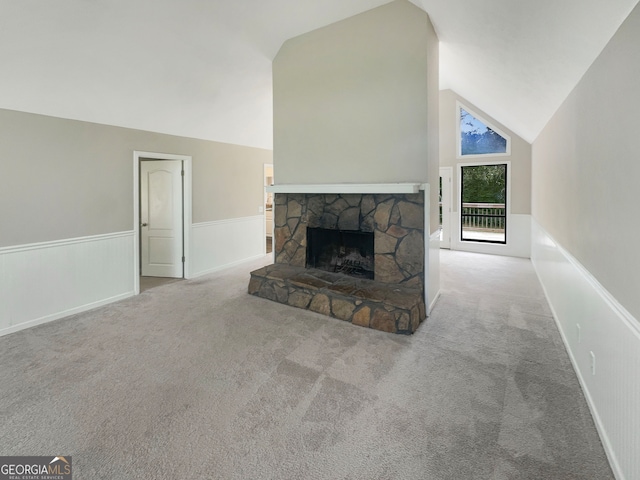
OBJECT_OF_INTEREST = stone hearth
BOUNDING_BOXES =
[249,189,427,334]
[249,264,425,334]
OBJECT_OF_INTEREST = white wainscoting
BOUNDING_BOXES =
[0,231,135,337]
[450,213,531,258]
[191,215,266,278]
[427,230,441,314]
[531,219,640,480]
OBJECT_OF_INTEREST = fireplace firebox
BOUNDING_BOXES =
[306,227,374,279]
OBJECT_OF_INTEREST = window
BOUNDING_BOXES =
[458,103,510,157]
[460,163,507,244]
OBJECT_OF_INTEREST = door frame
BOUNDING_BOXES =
[264,163,274,256]
[133,151,192,294]
[457,160,511,246]
[439,167,453,248]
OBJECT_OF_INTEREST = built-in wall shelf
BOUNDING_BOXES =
[266,183,424,194]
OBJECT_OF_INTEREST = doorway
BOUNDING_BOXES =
[133,151,192,295]
[439,167,452,249]
[140,159,183,278]
[459,163,507,244]
[264,164,274,254]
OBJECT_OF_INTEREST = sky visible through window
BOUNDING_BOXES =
[460,108,507,156]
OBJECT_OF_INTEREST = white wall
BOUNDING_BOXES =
[273,0,436,190]
[531,4,640,479]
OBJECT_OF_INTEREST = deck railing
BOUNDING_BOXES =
[461,203,505,231]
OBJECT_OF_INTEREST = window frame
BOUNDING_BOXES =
[458,161,511,245]
[456,101,511,159]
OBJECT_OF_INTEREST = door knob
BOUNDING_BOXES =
[141,223,148,227]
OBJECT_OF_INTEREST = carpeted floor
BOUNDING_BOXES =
[0,250,613,479]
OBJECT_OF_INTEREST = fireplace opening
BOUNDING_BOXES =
[306,227,374,279]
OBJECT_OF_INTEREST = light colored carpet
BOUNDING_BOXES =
[0,250,613,479]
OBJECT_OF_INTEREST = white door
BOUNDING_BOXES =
[439,167,452,249]
[140,160,183,277]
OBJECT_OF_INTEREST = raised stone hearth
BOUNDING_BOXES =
[249,264,425,334]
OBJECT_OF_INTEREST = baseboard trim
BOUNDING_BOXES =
[190,215,265,278]
[0,292,134,338]
[544,292,624,480]
[427,229,441,316]
[1,231,135,337]
[190,253,267,279]
[428,289,441,315]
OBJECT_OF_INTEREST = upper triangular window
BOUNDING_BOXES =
[459,105,510,157]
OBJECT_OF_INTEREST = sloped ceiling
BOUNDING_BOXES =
[412,0,640,143]
[0,0,638,149]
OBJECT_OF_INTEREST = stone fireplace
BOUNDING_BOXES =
[274,191,424,284]
[249,185,427,334]
[264,0,438,334]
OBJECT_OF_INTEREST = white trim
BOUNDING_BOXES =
[547,303,621,480]
[429,290,441,314]
[266,183,421,194]
[0,230,134,254]
[456,101,511,159]
[0,293,133,338]
[560,250,639,338]
[534,222,640,338]
[190,215,265,278]
[192,215,264,229]
[264,163,274,256]
[133,151,193,295]
[0,231,135,337]
[439,166,453,248]
[428,229,441,314]
[190,254,267,279]
[420,184,441,318]
[531,219,640,480]
[422,185,429,314]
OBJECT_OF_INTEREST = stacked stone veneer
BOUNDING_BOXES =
[249,264,425,334]
[273,192,425,288]
[249,192,427,334]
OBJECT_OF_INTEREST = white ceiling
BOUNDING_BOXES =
[414,0,640,143]
[1,0,638,149]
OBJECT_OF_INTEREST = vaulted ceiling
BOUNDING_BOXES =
[1,0,638,149]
